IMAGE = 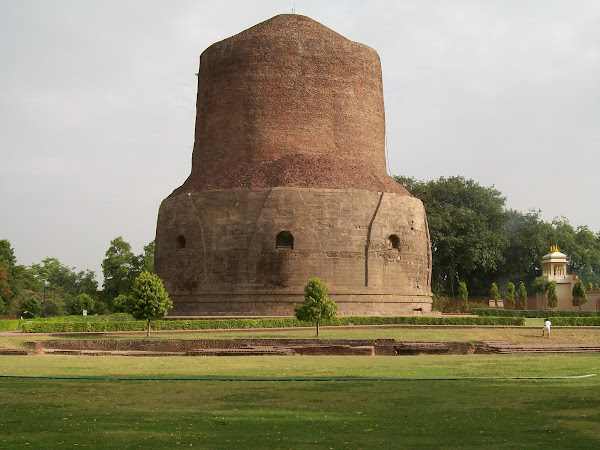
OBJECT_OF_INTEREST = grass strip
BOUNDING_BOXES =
[0,374,596,381]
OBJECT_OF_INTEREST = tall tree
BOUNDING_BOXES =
[489,282,501,307]
[75,269,99,297]
[102,237,140,306]
[395,176,509,297]
[571,280,587,311]
[0,263,11,302]
[0,240,17,269]
[0,239,24,305]
[27,257,98,315]
[547,281,558,309]
[532,278,550,309]
[551,220,600,288]
[140,240,155,273]
[29,258,77,293]
[458,281,469,312]
[505,282,515,309]
[516,282,528,310]
[499,210,554,290]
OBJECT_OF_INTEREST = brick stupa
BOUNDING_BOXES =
[155,14,433,316]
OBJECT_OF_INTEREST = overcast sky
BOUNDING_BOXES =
[1,0,599,281]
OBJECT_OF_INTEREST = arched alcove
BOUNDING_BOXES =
[276,231,294,249]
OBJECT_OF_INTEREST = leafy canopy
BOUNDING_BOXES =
[395,175,508,296]
[70,293,95,315]
[295,278,338,336]
[129,271,173,336]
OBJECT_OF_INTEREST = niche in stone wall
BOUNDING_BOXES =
[388,234,400,250]
[176,235,187,249]
[276,231,294,249]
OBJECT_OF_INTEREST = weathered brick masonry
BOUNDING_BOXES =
[155,14,433,316]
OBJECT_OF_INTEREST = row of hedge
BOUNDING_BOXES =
[472,309,600,318]
[550,317,600,326]
[0,319,22,332]
[19,316,525,333]
[25,313,135,323]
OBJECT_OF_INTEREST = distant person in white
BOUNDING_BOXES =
[542,318,551,337]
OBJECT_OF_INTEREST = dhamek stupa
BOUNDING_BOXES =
[155,14,432,316]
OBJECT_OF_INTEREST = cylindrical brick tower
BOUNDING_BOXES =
[155,14,433,316]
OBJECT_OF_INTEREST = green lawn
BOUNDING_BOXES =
[1,325,599,448]
[1,354,599,448]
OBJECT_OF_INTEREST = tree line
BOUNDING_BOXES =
[0,237,154,317]
[394,175,600,299]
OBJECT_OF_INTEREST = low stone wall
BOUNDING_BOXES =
[31,338,478,356]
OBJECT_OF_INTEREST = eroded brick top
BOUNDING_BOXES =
[172,14,408,197]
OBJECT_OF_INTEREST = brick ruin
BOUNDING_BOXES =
[155,14,433,316]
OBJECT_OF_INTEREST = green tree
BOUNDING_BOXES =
[499,210,555,290]
[0,263,11,308]
[395,176,509,297]
[41,298,60,317]
[572,280,587,311]
[102,237,140,308]
[75,269,99,297]
[28,257,98,315]
[587,282,594,292]
[70,293,95,315]
[29,258,77,292]
[112,294,131,313]
[547,281,558,309]
[505,282,515,309]
[551,221,600,288]
[0,239,25,308]
[129,271,173,337]
[140,240,155,273]
[532,278,550,309]
[489,282,501,307]
[516,282,528,310]
[20,297,41,318]
[294,278,338,336]
[457,281,469,312]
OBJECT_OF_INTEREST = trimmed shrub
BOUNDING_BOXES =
[472,308,600,318]
[27,313,134,323]
[19,315,524,332]
[0,319,21,331]
[550,317,600,326]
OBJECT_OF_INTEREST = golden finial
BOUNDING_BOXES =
[550,245,560,253]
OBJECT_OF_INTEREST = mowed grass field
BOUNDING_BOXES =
[1,325,599,448]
